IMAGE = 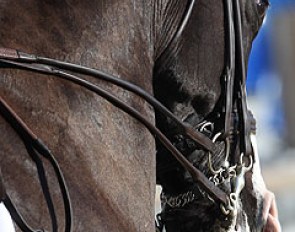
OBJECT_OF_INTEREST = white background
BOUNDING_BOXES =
[0,203,15,232]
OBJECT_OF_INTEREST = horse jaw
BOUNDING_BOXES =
[235,135,281,232]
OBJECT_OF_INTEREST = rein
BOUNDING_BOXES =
[0,0,254,231]
[157,0,255,229]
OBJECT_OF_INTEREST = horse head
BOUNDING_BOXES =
[0,0,280,231]
[155,0,279,231]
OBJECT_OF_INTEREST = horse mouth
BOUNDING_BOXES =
[262,190,281,232]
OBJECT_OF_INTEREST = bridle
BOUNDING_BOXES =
[0,0,255,231]
[156,0,257,229]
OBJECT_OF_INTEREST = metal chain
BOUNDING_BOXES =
[160,190,197,208]
[161,128,253,218]
[220,153,253,216]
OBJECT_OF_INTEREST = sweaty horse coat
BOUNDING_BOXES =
[0,0,279,231]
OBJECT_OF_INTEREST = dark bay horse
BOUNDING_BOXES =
[0,0,280,231]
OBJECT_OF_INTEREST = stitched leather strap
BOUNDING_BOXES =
[0,48,217,154]
[3,195,44,232]
[0,61,228,205]
[0,96,72,232]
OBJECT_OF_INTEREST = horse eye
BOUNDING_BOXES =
[256,0,270,18]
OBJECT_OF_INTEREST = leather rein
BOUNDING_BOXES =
[0,0,254,231]
[157,1,255,228]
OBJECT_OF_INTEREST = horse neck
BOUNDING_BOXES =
[0,1,157,231]
[1,0,154,83]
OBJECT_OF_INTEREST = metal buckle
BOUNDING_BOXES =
[207,133,235,185]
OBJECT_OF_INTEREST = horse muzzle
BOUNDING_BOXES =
[262,190,281,232]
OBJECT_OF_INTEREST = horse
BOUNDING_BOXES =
[0,0,280,231]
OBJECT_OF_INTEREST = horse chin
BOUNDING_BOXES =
[262,191,281,232]
[248,135,281,232]
[159,175,278,232]
[159,135,282,232]
[225,140,281,232]
[229,135,281,232]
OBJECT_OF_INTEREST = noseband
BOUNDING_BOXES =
[0,0,255,231]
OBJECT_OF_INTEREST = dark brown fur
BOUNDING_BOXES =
[0,0,268,231]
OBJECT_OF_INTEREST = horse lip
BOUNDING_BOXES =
[262,190,281,232]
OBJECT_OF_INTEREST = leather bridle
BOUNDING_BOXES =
[156,0,257,230]
[0,0,255,231]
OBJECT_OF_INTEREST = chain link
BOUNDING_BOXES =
[160,190,196,208]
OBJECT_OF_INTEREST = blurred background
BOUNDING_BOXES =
[247,0,295,231]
